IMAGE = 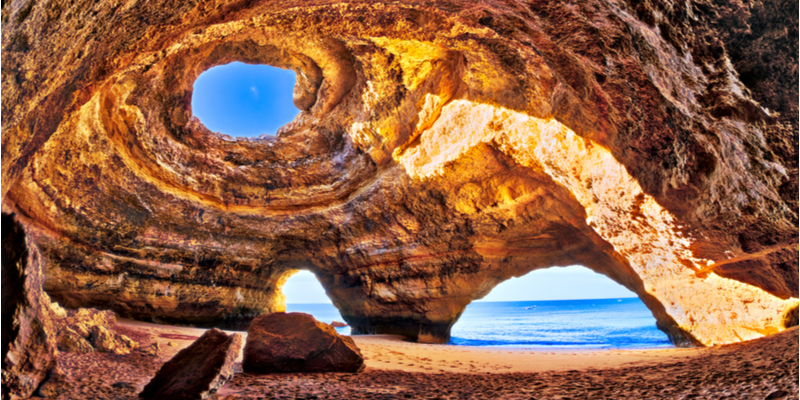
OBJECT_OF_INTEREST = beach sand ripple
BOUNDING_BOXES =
[49,321,798,399]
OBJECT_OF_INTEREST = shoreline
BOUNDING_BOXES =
[50,319,797,399]
[118,318,701,375]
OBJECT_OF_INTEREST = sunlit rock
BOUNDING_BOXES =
[89,326,138,355]
[1,0,796,361]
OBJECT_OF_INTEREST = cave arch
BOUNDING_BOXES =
[281,270,334,306]
[449,266,670,348]
[281,270,351,333]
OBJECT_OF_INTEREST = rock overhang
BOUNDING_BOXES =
[2,0,797,347]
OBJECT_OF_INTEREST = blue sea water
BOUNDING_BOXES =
[287,297,672,349]
[450,298,671,348]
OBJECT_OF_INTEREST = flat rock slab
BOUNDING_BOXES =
[243,312,364,373]
[139,328,242,400]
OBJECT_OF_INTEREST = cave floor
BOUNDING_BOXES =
[46,322,798,399]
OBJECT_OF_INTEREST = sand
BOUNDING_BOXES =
[112,319,708,374]
[352,334,704,374]
[46,320,798,399]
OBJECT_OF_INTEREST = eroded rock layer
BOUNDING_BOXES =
[2,0,797,347]
[2,213,61,399]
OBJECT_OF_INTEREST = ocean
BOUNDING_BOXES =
[287,297,672,349]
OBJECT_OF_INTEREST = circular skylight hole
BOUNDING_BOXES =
[192,62,300,138]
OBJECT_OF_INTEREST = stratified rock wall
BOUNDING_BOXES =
[1,213,60,399]
[2,0,797,347]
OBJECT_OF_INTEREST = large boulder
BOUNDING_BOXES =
[243,313,364,373]
[139,328,243,400]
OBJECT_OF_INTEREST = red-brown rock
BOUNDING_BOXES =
[330,321,348,328]
[1,213,61,399]
[89,325,138,355]
[1,0,797,349]
[56,327,93,354]
[243,313,364,373]
[139,328,242,400]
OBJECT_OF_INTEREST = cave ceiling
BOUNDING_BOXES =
[2,0,798,346]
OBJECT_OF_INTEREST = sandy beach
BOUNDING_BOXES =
[45,319,798,399]
[117,319,702,375]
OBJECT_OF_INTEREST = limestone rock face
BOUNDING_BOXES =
[52,307,139,354]
[1,213,60,399]
[63,308,117,330]
[781,305,799,329]
[1,0,797,348]
[139,328,242,400]
[56,328,93,354]
[89,325,138,355]
[243,313,364,373]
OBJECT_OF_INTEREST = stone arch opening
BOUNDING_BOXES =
[281,270,350,334]
[450,265,671,348]
[191,62,300,138]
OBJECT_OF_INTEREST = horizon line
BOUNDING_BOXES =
[286,296,640,305]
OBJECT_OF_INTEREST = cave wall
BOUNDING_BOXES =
[1,0,797,347]
[1,213,61,399]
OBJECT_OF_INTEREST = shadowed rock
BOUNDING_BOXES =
[243,313,364,373]
[56,327,93,354]
[1,0,798,350]
[1,213,61,399]
[139,328,243,400]
[781,304,799,329]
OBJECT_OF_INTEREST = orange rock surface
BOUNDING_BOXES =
[1,0,797,364]
[243,312,364,373]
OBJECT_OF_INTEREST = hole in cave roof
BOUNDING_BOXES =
[191,62,300,138]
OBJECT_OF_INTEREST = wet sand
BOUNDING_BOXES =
[48,320,798,399]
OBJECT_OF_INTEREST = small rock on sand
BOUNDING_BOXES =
[90,326,137,355]
[142,342,161,355]
[57,327,94,353]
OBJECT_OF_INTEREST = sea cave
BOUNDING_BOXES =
[2,0,798,398]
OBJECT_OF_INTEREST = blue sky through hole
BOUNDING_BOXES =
[282,266,635,305]
[192,62,300,137]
